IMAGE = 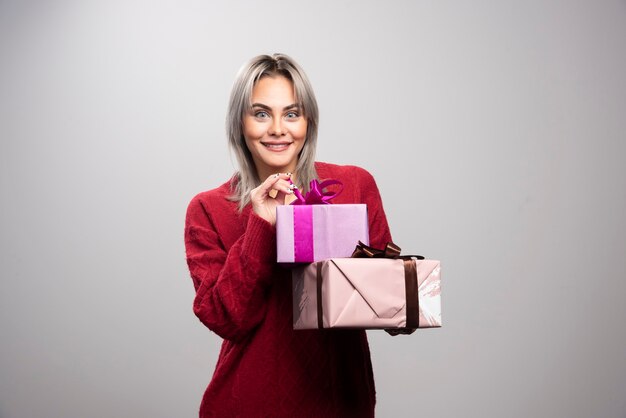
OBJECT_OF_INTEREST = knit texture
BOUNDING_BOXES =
[184,162,393,418]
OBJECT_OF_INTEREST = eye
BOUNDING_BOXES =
[254,110,270,119]
[285,111,300,119]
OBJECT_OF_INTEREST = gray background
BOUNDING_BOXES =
[1,1,625,417]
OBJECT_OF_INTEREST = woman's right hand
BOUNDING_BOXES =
[249,173,296,225]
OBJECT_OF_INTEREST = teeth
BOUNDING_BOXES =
[264,143,289,149]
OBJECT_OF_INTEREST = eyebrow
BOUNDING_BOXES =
[251,103,300,111]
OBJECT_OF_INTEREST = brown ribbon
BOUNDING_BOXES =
[403,259,419,328]
[352,241,424,331]
[316,262,324,329]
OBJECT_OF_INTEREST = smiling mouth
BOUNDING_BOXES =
[262,142,292,151]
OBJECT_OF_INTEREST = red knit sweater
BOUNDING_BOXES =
[184,162,392,418]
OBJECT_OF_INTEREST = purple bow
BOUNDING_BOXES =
[290,179,343,205]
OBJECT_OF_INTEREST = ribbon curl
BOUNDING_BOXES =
[291,179,343,205]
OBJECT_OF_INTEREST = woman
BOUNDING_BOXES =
[184,53,392,417]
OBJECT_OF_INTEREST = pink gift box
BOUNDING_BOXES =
[276,204,369,263]
[292,258,441,329]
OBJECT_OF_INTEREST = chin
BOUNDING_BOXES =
[264,156,296,168]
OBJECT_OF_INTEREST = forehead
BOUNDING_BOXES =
[251,75,296,104]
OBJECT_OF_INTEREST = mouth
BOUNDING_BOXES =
[261,141,292,152]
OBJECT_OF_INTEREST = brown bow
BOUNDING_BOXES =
[351,241,401,258]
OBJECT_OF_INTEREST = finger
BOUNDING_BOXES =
[254,174,281,199]
[265,177,295,195]
[260,173,290,191]
[272,180,297,196]
[274,172,293,182]
[253,174,295,203]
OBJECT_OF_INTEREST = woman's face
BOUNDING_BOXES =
[243,75,308,179]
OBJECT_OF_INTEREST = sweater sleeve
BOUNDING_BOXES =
[184,194,276,342]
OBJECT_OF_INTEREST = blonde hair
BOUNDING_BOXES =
[226,53,319,210]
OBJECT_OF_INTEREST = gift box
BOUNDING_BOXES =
[276,204,369,263]
[292,252,441,330]
[276,179,369,263]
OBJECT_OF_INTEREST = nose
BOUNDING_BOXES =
[269,118,285,136]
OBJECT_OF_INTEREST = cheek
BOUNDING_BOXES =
[243,118,264,140]
[294,121,308,140]
[243,137,254,154]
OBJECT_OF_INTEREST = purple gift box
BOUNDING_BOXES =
[276,204,369,263]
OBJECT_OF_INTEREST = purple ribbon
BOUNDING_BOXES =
[290,179,343,205]
[289,179,343,262]
[293,205,314,261]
